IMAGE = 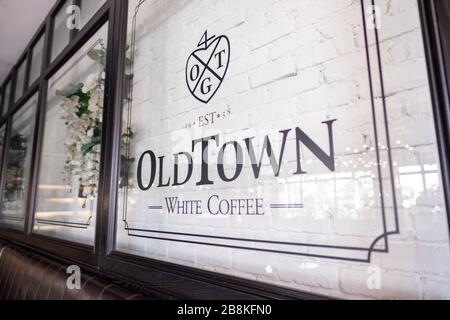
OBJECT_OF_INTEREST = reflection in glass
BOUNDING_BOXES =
[15,60,27,102]
[0,94,38,230]
[80,0,106,28]
[2,81,11,116]
[34,23,108,245]
[30,34,45,85]
[399,164,440,210]
[113,0,449,300]
[0,125,6,172]
[51,1,71,61]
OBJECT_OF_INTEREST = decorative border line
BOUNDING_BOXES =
[33,37,108,230]
[34,213,92,229]
[270,204,304,209]
[120,0,400,262]
[35,217,92,229]
[0,214,24,222]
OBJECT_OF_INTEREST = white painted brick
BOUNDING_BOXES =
[117,0,450,300]
[379,242,450,277]
[296,68,321,92]
[339,267,422,299]
[423,277,450,300]
[196,246,232,269]
[168,243,196,263]
[221,73,250,96]
[322,52,365,82]
[249,57,297,88]
[231,252,279,281]
[278,259,340,289]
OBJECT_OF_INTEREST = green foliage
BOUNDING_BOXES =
[55,43,135,191]
[87,49,107,67]
[55,83,83,97]
[4,134,27,201]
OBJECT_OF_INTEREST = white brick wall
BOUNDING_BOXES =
[115,0,450,299]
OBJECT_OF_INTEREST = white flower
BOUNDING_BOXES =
[82,73,99,94]
[88,103,99,113]
[67,96,80,108]
[93,145,101,153]
[61,69,105,198]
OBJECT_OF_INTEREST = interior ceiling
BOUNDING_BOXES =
[0,0,57,84]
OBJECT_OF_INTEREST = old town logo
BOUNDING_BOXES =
[186,30,230,104]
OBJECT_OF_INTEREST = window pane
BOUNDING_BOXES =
[0,94,38,231]
[15,60,27,102]
[30,34,45,85]
[34,23,108,245]
[2,81,11,116]
[115,0,450,299]
[51,1,71,61]
[0,125,6,172]
[80,0,106,28]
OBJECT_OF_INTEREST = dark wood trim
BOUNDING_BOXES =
[69,0,81,41]
[27,30,46,90]
[0,84,2,104]
[0,0,114,268]
[103,250,328,300]
[0,83,4,118]
[13,55,29,106]
[0,74,14,125]
[101,253,265,300]
[0,115,14,232]
[418,0,450,241]
[23,50,32,98]
[25,2,113,266]
[0,86,40,238]
[97,0,125,260]
[25,80,47,237]
[11,81,41,116]
[435,0,450,95]
[44,3,110,81]
[0,0,449,301]
[93,0,329,300]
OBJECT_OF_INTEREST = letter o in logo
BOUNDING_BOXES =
[137,151,157,191]
[190,64,200,82]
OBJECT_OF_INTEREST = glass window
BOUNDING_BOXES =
[0,94,38,231]
[115,0,450,299]
[0,124,6,173]
[2,80,11,116]
[51,1,71,61]
[33,23,108,245]
[29,34,45,85]
[15,59,28,102]
[80,0,106,28]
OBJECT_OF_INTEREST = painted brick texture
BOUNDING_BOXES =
[115,0,450,299]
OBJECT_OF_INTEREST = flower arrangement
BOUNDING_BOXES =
[56,44,134,201]
[57,70,105,199]
[3,134,27,203]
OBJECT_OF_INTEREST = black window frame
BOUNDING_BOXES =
[28,27,47,90]
[13,54,29,104]
[0,0,113,268]
[1,73,14,121]
[419,0,450,252]
[0,0,448,300]
[0,90,40,233]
